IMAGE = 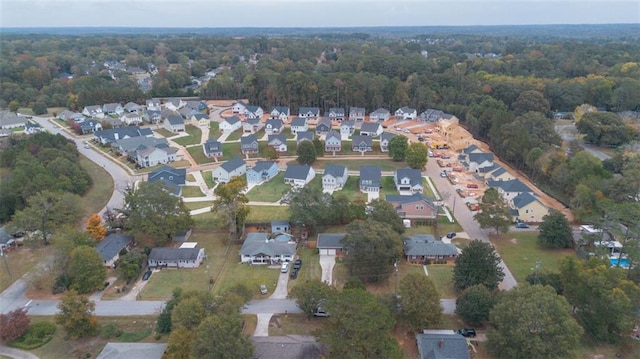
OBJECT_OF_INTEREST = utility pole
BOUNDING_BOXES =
[394,260,399,295]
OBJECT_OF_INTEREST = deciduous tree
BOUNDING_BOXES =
[212,176,249,239]
[191,313,254,359]
[289,280,337,319]
[67,245,107,294]
[388,135,408,162]
[85,213,107,241]
[0,308,30,342]
[537,210,573,248]
[117,251,145,284]
[343,220,402,283]
[296,140,317,165]
[366,198,405,234]
[455,284,496,326]
[55,291,98,340]
[164,326,194,359]
[398,273,443,330]
[406,142,428,169]
[474,188,512,235]
[453,240,505,292]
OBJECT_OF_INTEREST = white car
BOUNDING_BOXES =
[280,262,289,273]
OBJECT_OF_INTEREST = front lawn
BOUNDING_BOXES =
[246,206,290,223]
[246,172,290,202]
[225,129,243,141]
[267,314,325,336]
[184,201,212,211]
[221,142,243,160]
[187,145,217,165]
[172,125,202,146]
[209,121,221,139]
[426,264,456,299]
[314,158,407,172]
[287,246,322,291]
[153,128,173,138]
[491,232,575,284]
[330,176,369,202]
[213,249,281,296]
[181,185,204,198]
[203,171,215,189]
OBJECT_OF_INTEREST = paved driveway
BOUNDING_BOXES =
[270,271,289,299]
[319,254,336,285]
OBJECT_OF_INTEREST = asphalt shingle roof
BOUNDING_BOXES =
[221,157,246,172]
[95,234,132,262]
[148,165,186,186]
[317,233,346,248]
[416,333,470,359]
[396,167,422,187]
[284,164,312,181]
[512,192,538,208]
[239,233,296,256]
[404,235,458,257]
[468,152,494,164]
[148,247,202,261]
[324,164,347,178]
[360,165,381,186]
[487,179,532,194]
[252,160,277,173]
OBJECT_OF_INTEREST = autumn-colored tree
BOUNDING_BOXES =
[55,291,98,340]
[0,308,30,342]
[86,213,107,241]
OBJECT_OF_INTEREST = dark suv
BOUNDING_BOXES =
[456,328,476,338]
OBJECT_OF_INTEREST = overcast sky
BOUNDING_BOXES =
[0,0,638,28]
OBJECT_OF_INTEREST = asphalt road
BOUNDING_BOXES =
[555,123,611,160]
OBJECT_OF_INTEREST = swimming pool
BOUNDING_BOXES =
[609,258,630,267]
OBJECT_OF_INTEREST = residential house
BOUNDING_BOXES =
[24,122,42,134]
[82,105,104,118]
[324,130,341,152]
[246,161,279,185]
[267,134,288,152]
[386,193,437,223]
[322,164,348,191]
[103,103,124,116]
[148,165,186,196]
[164,115,186,133]
[351,135,373,152]
[243,118,263,134]
[379,132,396,152]
[0,226,16,249]
[124,102,142,113]
[296,131,314,144]
[349,107,366,121]
[359,165,381,193]
[270,106,290,121]
[403,234,459,263]
[231,100,247,114]
[112,133,167,156]
[265,119,284,135]
[239,232,297,264]
[212,157,247,184]
[486,166,514,182]
[178,106,198,119]
[96,343,167,359]
[418,108,445,123]
[145,110,162,124]
[148,246,205,268]
[202,139,223,158]
[251,335,324,359]
[102,117,123,129]
[360,122,383,137]
[59,110,85,122]
[315,118,332,135]
[220,116,242,133]
[121,112,143,125]
[191,113,210,127]
[327,107,346,121]
[466,152,494,172]
[290,117,308,134]
[487,178,533,199]
[370,108,390,122]
[271,220,290,233]
[416,332,470,359]
[135,144,178,168]
[240,135,260,155]
[164,98,185,111]
[161,108,177,120]
[244,105,264,119]
[317,233,345,256]
[284,164,315,187]
[510,192,549,223]
[146,99,161,111]
[394,106,417,120]
[340,120,355,140]
[298,107,320,119]
[78,119,103,134]
[93,127,153,145]
[185,100,206,111]
[394,167,423,193]
[461,144,483,156]
[95,233,134,268]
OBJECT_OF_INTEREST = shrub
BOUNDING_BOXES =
[9,321,56,350]
[101,323,123,339]
[0,309,30,342]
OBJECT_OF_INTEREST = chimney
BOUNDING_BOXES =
[114,132,119,140]
[438,339,444,349]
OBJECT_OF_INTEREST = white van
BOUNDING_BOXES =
[280,262,289,273]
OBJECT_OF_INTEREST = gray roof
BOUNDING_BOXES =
[221,157,246,172]
[462,144,480,154]
[97,343,167,359]
[396,167,422,187]
[478,163,499,174]
[148,165,186,186]
[512,192,538,208]
[299,107,320,115]
[223,116,241,125]
[324,164,347,178]
[239,232,296,256]
[349,107,366,116]
[203,139,222,153]
[246,118,260,125]
[124,102,141,111]
[95,234,133,261]
[115,137,169,155]
[416,333,470,359]
[251,335,324,359]
[284,164,312,181]
[0,226,13,245]
[352,135,373,147]
[103,103,122,112]
[468,152,494,164]
[245,105,262,114]
[360,122,381,133]
[268,134,287,145]
[380,132,397,142]
[94,127,152,143]
[297,131,314,142]
[251,160,278,173]
[341,120,355,128]
[266,119,284,130]
[241,134,258,147]
[328,107,345,116]
[0,111,28,127]
[291,117,307,127]
[396,106,416,114]
[317,233,346,249]
[487,179,532,194]
[404,235,458,257]
[325,130,340,141]
[359,165,381,185]
[192,113,209,120]
[371,108,390,115]
[271,106,289,114]
[490,166,507,177]
[386,193,436,208]
[148,247,202,261]
[316,118,332,131]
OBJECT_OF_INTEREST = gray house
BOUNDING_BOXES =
[317,233,346,256]
[202,139,223,158]
[359,165,381,193]
[324,130,341,152]
[212,157,247,184]
[284,164,315,187]
[267,134,288,152]
[93,127,153,145]
[404,234,459,262]
[379,132,396,152]
[164,115,185,133]
[322,164,348,191]
[95,233,134,268]
[246,160,279,185]
[349,107,366,121]
[270,106,290,121]
[315,118,332,135]
[251,335,325,359]
[394,167,423,193]
[416,332,470,359]
[327,107,346,121]
[351,135,373,152]
[419,108,445,122]
[243,118,262,134]
[265,119,284,135]
[370,108,390,122]
[240,232,296,264]
[290,117,308,134]
[360,122,383,137]
[296,131,315,144]
[148,247,205,268]
[298,107,320,118]
[148,165,186,196]
[240,134,259,155]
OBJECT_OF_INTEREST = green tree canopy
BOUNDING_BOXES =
[191,313,254,359]
[487,285,583,359]
[212,176,250,239]
[343,220,402,283]
[55,291,98,340]
[406,142,428,169]
[68,245,107,294]
[366,198,405,234]
[455,284,496,326]
[398,273,443,330]
[474,188,512,235]
[537,210,573,248]
[296,140,317,165]
[576,112,634,147]
[388,135,408,162]
[453,240,505,292]
[289,280,337,319]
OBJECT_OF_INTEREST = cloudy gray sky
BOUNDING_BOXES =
[1,0,638,28]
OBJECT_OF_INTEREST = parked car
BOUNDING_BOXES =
[142,270,152,281]
[440,171,447,178]
[260,284,268,295]
[290,268,298,279]
[280,262,289,273]
[456,328,476,338]
[313,301,330,317]
[515,222,530,229]
[446,232,457,239]
[466,183,479,189]
[293,259,302,270]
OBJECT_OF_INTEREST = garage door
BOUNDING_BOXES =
[319,249,336,256]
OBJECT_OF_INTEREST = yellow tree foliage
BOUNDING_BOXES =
[86,213,107,241]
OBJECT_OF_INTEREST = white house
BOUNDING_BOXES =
[322,164,348,192]
[349,107,366,121]
[267,134,288,152]
[270,106,290,121]
[359,122,383,137]
[284,164,315,187]
[244,105,264,119]
[290,117,308,134]
[265,119,284,135]
[121,112,143,125]
[379,132,396,152]
[82,105,104,118]
[239,232,297,264]
[164,115,185,133]
[394,167,423,193]
[135,145,178,168]
[298,107,320,118]
[340,120,355,140]
[370,108,390,122]
[212,157,247,183]
[148,245,204,268]
[231,100,248,114]
[394,106,417,120]
[220,116,242,133]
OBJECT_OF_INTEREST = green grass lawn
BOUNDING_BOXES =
[426,264,456,299]
[192,211,218,230]
[184,201,212,211]
[246,172,291,202]
[491,231,575,284]
[213,248,282,297]
[246,206,290,223]
[267,314,325,336]
[330,176,369,202]
[288,246,322,291]
[172,125,202,146]
[187,145,217,165]
[154,128,173,137]
[380,176,399,197]
[203,171,215,189]
[209,122,221,139]
[225,129,243,141]
[140,230,230,300]
[221,142,243,160]
[186,173,196,182]
[181,185,204,197]
[78,156,114,223]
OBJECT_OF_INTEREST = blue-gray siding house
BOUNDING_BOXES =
[246,161,279,185]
